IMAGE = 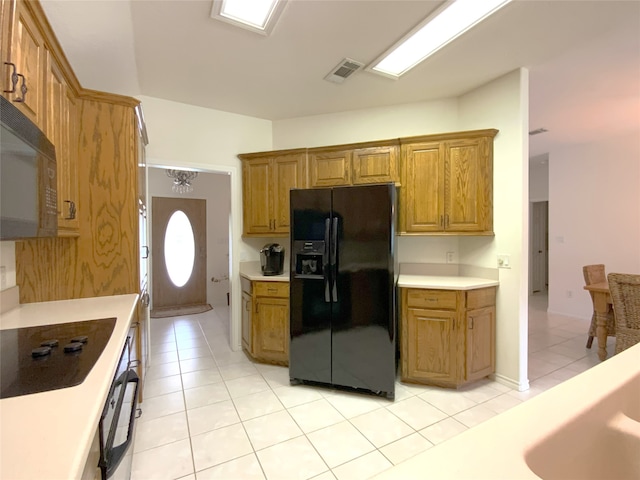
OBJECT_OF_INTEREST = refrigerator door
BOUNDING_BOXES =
[289,188,332,384]
[331,184,396,396]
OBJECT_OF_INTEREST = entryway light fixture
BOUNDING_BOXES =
[369,0,513,79]
[166,169,198,194]
[211,0,287,36]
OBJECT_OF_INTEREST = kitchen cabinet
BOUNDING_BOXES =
[307,141,400,188]
[400,286,496,388]
[400,129,497,235]
[241,279,289,366]
[239,149,306,236]
[46,51,79,235]
[5,0,45,128]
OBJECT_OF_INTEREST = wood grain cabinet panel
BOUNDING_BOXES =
[401,286,496,388]
[352,145,399,185]
[308,149,352,187]
[240,150,306,236]
[9,0,45,127]
[1,0,14,90]
[245,281,289,366]
[400,129,497,235]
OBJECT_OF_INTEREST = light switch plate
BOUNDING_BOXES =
[497,254,511,269]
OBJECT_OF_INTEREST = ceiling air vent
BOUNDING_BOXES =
[529,128,548,136]
[324,58,364,84]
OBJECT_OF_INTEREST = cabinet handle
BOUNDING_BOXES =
[469,317,474,329]
[64,200,76,220]
[3,62,18,94]
[142,246,149,259]
[13,73,27,103]
[440,215,444,227]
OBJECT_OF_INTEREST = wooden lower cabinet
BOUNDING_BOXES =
[241,279,289,366]
[401,286,496,388]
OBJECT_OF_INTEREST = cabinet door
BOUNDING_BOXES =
[10,0,44,127]
[444,137,492,232]
[46,53,77,234]
[242,158,272,235]
[308,150,351,187]
[272,153,305,233]
[404,307,457,384]
[352,145,399,185]
[1,0,14,94]
[400,142,445,232]
[466,306,496,382]
[241,291,253,353]
[254,296,289,364]
[63,91,79,232]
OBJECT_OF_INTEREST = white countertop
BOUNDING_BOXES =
[397,274,499,290]
[373,343,640,479]
[0,294,138,480]
[239,261,289,282]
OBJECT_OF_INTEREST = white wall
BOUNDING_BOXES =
[458,69,530,390]
[530,154,549,202]
[548,130,640,318]
[137,95,273,348]
[147,167,231,307]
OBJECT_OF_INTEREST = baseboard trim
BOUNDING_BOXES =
[491,372,530,392]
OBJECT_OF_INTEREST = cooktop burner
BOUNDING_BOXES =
[0,318,116,399]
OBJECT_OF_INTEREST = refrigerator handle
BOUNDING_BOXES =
[331,217,338,302]
[324,218,331,303]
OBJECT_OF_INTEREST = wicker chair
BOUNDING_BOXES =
[608,273,640,354]
[583,264,616,348]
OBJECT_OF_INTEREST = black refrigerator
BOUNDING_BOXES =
[289,183,396,399]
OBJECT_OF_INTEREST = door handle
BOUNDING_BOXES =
[331,217,338,302]
[324,218,331,303]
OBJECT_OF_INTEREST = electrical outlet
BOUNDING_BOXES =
[497,254,511,269]
[446,251,456,264]
[0,266,6,290]
[567,290,573,298]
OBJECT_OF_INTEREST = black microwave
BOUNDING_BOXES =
[0,96,58,240]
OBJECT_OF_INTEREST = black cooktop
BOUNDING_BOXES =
[0,318,116,399]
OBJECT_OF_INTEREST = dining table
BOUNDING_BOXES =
[583,281,613,360]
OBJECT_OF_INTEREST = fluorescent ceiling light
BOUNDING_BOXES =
[211,0,287,36]
[371,0,512,78]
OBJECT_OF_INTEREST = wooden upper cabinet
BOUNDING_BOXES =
[444,136,493,232]
[308,148,352,187]
[400,129,497,235]
[352,144,399,185]
[46,51,79,235]
[308,142,400,188]
[1,0,14,86]
[400,141,444,232]
[240,149,306,236]
[8,0,45,128]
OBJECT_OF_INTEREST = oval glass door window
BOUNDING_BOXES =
[164,210,195,287]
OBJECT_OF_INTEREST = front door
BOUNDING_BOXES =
[151,197,207,311]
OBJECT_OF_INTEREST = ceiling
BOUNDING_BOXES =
[40,0,640,159]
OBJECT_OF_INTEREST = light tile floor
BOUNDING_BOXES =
[131,293,614,480]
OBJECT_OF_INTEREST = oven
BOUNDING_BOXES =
[98,334,141,479]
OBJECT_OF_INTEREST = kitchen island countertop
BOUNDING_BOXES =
[0,294,138,480]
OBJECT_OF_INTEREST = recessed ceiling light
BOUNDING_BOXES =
[369,0,512,79]
[211,0,287,36]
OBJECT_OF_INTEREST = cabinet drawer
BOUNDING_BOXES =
[466,287,496,310]
[254,281,289,298]
[406,289,457,310]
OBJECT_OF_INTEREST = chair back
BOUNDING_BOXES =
[583,264,606,302]
[608,273,640,353]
